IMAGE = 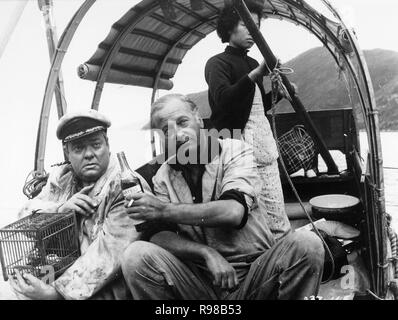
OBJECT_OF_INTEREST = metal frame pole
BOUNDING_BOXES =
[322,0,387,298]
[34,0,96,173]
[38,0,67,118]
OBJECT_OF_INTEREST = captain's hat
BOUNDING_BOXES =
[56,109,111,143]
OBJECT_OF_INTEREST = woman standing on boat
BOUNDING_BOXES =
[205,2,291,240]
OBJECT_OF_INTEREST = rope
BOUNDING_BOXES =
[384,214,398,298]
[269,65,336,284]
[391,223,398,279]
[50,160,70,167]
[270,66,294,103]
[265,59,398,297]
[22,170,49,199]
[23,161,68,199]
[387,225,398,278]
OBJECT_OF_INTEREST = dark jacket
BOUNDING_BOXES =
[205,46,275,131]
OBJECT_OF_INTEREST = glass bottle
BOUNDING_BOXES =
[116,151,147,232]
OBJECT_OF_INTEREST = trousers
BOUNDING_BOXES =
[121,231,324,300]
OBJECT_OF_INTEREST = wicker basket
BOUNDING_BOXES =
[277,125,317,174]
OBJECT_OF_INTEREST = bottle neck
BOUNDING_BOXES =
[117,152,132,172]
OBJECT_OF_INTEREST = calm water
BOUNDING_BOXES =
[327,132,398,232]
[364,132,398,232]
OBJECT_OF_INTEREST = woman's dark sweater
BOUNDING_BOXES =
[205,46,275,131]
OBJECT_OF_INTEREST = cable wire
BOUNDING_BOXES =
[22,170,49,199]
[268,64,336,283]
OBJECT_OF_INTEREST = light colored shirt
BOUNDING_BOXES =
[152,138,276,279]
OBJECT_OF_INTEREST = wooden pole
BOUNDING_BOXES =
[232,0,339,174]
[35,0,96,173]
[38,0,67,118]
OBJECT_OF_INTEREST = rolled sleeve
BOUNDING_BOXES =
[219,189,249,229]
[219,140,261,212]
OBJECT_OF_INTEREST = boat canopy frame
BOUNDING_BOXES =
[34,0,388,297]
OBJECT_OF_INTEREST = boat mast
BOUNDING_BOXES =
[35,0,96,174]
[38,0,67,118]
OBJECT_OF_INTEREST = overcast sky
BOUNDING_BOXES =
[0,0,397,224]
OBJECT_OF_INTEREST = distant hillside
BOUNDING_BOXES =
[189,47,398,130]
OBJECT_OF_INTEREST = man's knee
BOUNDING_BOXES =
[121,241,161,276]
[290,231,325,266]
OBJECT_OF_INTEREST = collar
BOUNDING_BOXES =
[225,45,249,57]
[169,137,222,172]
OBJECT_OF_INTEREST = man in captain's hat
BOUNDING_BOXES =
[10,109,151,300]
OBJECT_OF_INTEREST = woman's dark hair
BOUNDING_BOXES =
[216,1,264,43]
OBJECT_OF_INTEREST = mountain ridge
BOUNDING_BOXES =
[188,47,398,130]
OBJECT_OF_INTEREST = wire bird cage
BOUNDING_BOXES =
[0,212,80,282]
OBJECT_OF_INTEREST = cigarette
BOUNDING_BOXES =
[127,199,135,207]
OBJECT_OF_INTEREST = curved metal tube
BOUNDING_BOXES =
[39,0,67,118]
[33,1,385,294]
[266,0,371,134]
[266,0,385,296]
[274,0,384,294]
[34,0,96,173]
[261,9,370,136]
[281,0,371,135]
[264,1,372,168]
[322,0,387,297]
